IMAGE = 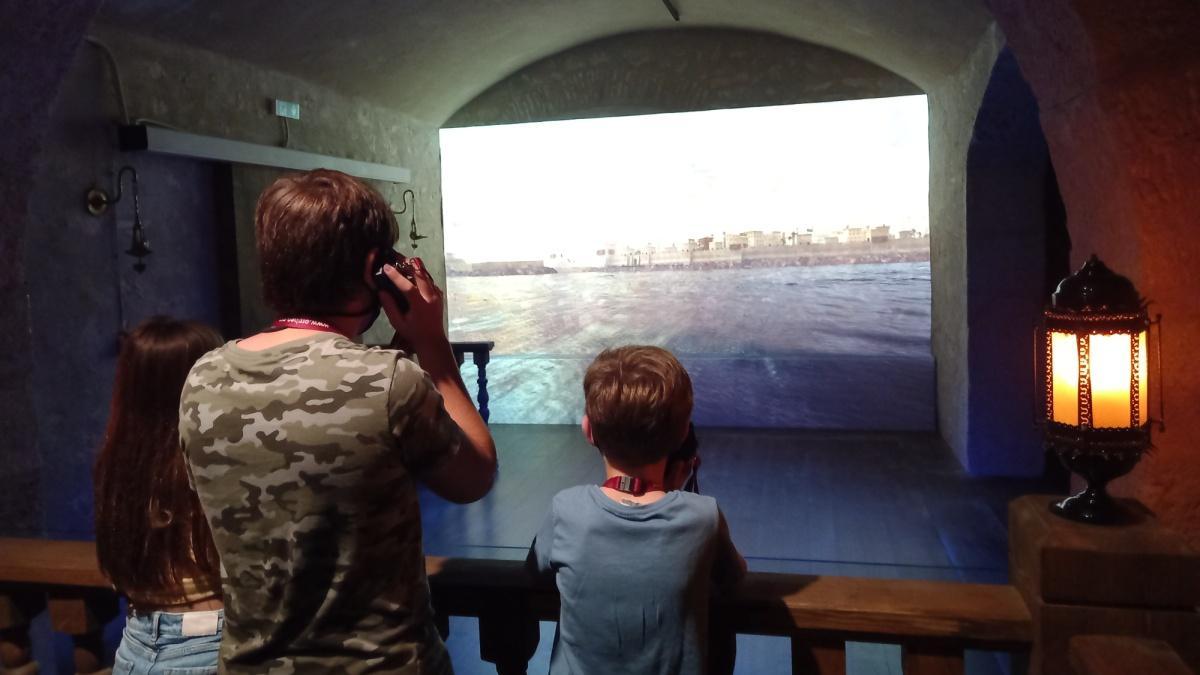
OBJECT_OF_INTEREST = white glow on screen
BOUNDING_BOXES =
[440,95,929,264]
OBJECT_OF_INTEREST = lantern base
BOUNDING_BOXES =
[1045,423,1150,526]
[1050,486,1131,525]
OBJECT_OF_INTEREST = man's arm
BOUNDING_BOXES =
[411,338,497,503]
[380,260,497,503]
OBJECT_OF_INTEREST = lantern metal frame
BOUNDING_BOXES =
[1037,255,1159,525]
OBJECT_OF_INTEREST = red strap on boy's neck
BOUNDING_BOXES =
[602,475,663,497]
[272,317,341,333]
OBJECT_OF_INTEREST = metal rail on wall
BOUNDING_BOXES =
[118,125,412,184]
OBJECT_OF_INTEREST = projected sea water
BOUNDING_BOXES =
[449,261,933,429]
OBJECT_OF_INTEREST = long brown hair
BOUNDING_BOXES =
[94,316,223,596]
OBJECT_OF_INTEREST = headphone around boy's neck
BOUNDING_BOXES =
[674,423,701,494]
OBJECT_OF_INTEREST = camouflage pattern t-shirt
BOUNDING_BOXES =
[179,333,462,674]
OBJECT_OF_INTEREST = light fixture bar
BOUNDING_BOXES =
[118,125,411,184]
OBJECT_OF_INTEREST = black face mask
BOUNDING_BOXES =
[298,284,381,337]
[349,289,383,338]
[672,423,700,493]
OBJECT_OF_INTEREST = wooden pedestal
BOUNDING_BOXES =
[1009,495,1200,674]
[1069,636,1192,675]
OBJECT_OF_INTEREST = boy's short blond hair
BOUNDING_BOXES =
[583,346,693,467]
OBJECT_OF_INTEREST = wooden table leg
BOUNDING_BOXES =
[479,591,539,675]
[48,588,119,675]
[902,642,965,675]
[791,637,846,674]
[0,590,43,675]
[472,351,491,423]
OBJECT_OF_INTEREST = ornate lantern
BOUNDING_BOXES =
[1041,255,1156,524]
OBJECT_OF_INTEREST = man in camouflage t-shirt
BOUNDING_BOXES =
[180,170,497,673]
[181,334,456,673]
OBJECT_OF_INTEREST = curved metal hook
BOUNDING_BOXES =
[394,189,415,216]
[86,165,140,215]
[393,189,427,248]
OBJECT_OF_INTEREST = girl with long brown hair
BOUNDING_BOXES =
[94,316,225,674]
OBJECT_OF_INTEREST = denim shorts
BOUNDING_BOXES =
[113,609,223,675]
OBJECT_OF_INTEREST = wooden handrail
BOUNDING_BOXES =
[1,539,1033,674]
[424,556,1032,647]
[0,540,118,675]
[0,539,109,589]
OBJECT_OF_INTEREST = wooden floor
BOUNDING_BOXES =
[419,425,1058,675]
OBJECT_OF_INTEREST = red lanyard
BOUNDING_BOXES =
[602,475,663,497]
[271,318,342,334]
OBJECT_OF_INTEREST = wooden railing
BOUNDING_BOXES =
[0,539,1032,674]
[0,539,117,675]
[426,557,1032,675]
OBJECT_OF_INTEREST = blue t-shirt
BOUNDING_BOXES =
[530,485,744,675]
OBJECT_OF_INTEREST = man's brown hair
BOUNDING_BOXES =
[255,169,399,315]
[584,346,693,467]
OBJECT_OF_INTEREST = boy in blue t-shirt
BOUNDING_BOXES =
[529,346,746,675]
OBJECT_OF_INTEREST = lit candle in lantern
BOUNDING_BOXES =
[1090,333,1139,428]
[1041,255,1153,524]
[1050,331,1079,426]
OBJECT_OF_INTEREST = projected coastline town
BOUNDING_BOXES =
[447,225,932,429]
[447,224,927,277]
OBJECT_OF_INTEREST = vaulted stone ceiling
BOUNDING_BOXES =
[95,0,994,125]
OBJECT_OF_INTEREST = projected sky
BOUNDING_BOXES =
[441,97,933,429]
[441,96,929,265]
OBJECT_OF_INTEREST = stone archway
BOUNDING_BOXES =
[986,0,1200,543]
[442,28,942,432]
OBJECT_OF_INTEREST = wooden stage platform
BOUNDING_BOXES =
[419,425,1058,674]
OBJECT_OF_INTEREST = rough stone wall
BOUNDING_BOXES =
[0,0,106,537]
[987,0,1200,542]
[90,25,448,322]
[23,43,234,538]
[8,26,444,540]
[447,28,921,127]
[926,25,1006,469]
